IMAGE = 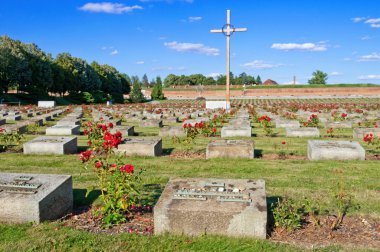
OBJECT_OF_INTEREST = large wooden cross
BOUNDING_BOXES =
[210,10,247,105]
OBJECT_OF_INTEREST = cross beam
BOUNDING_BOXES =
[210,10,247,105]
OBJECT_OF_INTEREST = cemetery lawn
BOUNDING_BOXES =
[1,119,379,251]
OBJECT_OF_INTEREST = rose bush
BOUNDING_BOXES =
[80,120,142,226]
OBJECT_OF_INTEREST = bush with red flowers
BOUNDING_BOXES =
[363,133,380,149]
[80,120,142,226]
[303,114,320,128]
[258,115,273,136]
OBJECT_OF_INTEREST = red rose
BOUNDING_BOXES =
[281,141,286,145]
[95,161,102,168]
[108,122,114,129]
[119,164,134,174]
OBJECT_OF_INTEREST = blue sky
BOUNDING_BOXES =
[1,0,380,84]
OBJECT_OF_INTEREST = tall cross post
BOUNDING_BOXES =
[210,10,247,106]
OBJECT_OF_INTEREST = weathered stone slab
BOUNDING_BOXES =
[116,138,162,156]
[2,124,28,134]
[154,178,267,239]
[182,118,209,127]
[286,128,320,137]
[159,126,186,138]
[353,128,380,139]
[140,119,163,128]
[307,140,365,160]
[0,172,73,224]
[229,119,251,128]
[23,136,77,155]
[46,125,80,135]
[221,125,251,138]
[325,121,352,129]
[38,101,55,108]
[275,119,300,128]
[56,119,81,126]
[110,126,134,137]
[206,140,254,159]
[206,100,230,110]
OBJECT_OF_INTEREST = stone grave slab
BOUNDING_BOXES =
[353,128,380,139]
[154,178,267,239]
[206,140,254,159]
[110,126,135,137]
[140,119,163,128]
[286,128,320,137]
[221,125,251,138]
[0,173,73,224]
[182,118,209,127]
[38,101,55,108]
[23,136,77,155]
[159,126,186,138]
[56,119,81,126]
[46,125,80,135]
[325,121,352,129]
[307,140,365,161]
[275,119,300,128]
[206,100,231,110]
[116,138,162,156]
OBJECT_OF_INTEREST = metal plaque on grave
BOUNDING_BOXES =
[0,176,41,194]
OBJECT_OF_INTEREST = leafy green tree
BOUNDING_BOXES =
[0,36,32,93]
[120,73,131,94]
[142,74,149,87]
[151,76,164,100]
[256,75,262,85]
[129,76,144,103]
[21,43,53,95]
[164,74,179,87]
[204,77,216,85]
[216,74,226,85]
[308,70,328,85]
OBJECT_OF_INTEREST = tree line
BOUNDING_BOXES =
[163,73,262,87]
[0,35,133,103]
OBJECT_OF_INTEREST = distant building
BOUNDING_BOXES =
[263,79,278,86]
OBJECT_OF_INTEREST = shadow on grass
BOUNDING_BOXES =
[162,148,174,156]
[266,196,282,237]
[77,146,88,153]
[73,188,101,207]
[254,149,263,158]
[138,183,163,206]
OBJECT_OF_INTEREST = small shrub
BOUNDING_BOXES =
[272,198,303,231]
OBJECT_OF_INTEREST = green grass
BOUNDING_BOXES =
[0,114,379,251]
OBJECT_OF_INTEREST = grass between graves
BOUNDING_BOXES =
[0,116,379,251]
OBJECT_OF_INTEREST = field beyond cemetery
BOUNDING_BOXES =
[0,97,379,251]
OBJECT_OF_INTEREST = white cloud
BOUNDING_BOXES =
[207,73,222,79]
[330,71,342,76]
[271,43,327,52]
[110,49,119,55]
[365,18,380,24]
[241,60,282,69]
[136,61,145,64]
[164,41,219,56]
[359,75,380,80]
[79,2,143,14]
[352,17,367,23]
[343,57,351,61]
[353,17,380,28]
[188,16,202,22]
[361,36,371,40]
[358,52,380,62]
